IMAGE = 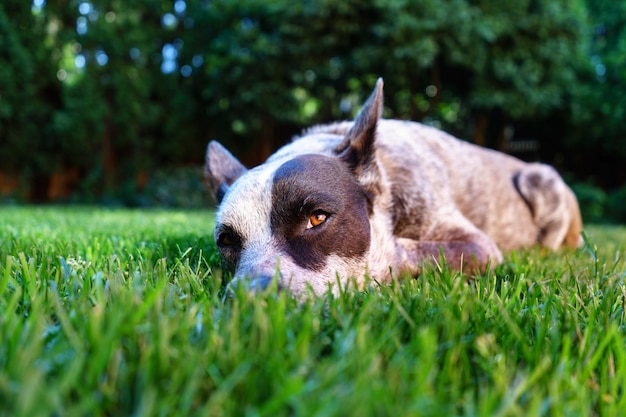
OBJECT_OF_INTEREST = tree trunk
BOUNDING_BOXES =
[472,113,488,146]
[247,116,275,167]
[30,173,50,203]
[103,119,116,192]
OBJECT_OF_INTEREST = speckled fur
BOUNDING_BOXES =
[205,79,583,297]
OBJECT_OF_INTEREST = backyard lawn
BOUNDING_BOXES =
[1,206,625,416]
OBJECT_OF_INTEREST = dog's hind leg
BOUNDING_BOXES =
[514,163,583,249]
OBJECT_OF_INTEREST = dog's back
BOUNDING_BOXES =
[284,119,583,252]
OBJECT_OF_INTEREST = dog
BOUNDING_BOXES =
[204,79,583,297]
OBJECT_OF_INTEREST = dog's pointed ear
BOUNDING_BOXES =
[335,78,383,172]
[204,140,247,203]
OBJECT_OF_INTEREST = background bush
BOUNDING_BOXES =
[571,182,626,224]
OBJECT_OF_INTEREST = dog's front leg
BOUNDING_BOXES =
[396,235,503,276]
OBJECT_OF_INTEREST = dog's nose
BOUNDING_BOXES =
[249,275,274,291]
[225,274,283,296]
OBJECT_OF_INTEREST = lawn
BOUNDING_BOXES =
[1,206,625,416]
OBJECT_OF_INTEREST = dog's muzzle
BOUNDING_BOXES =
[225,273,284,297]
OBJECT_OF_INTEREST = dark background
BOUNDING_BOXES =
[1,0,624,221]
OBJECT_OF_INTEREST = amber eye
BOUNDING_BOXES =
[307,211,328,229]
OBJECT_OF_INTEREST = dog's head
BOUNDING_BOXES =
[205,79,384,296]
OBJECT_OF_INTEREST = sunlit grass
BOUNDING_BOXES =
[1,206,625,416]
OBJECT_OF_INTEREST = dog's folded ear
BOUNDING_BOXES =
[204,140,247,203]
[334,78,383,174]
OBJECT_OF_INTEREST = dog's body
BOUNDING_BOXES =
[205,80,583,296]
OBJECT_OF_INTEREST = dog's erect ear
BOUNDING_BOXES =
[335,78,383,173]
[204,140,247,203]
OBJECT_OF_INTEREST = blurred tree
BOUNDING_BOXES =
[465,0,588,148]
[182,0,385,164]
[293,0,588,149]
[0,1,63,200]
[184,0,587,154]
[563,0,626,189]
[45,0,171,197]
[0,0,619,203]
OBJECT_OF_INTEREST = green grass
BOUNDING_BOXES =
[1,206,626,416]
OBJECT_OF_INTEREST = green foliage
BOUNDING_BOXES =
[2,206,626,415]
[0,2,63,181]
[605,187,626,224]
[572,182,626,224]
[467,0,588,118]
[138,167,210,208]
[572,182,607,223]
[0,1,623,201]
[562,0,626,190]
[569,0,626,145]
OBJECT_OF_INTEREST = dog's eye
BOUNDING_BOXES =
[217,231,239,248]
[307,211,328,229]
